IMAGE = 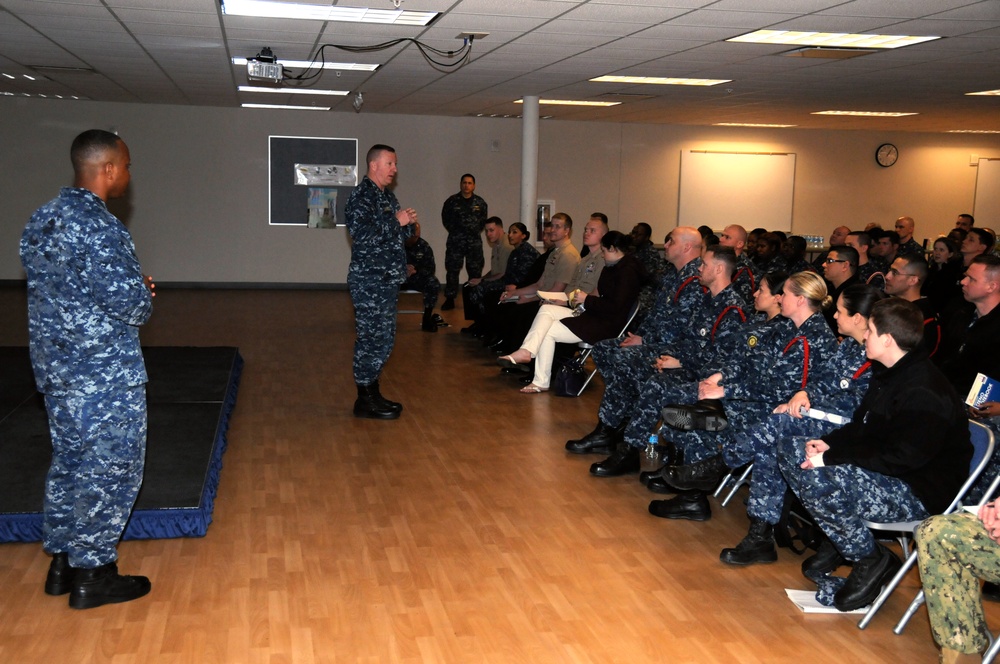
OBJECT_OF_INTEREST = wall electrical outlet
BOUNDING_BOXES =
[490,139,500,152]
[971,154,979,166]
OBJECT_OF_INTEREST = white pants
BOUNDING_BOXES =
[520,304,583,388]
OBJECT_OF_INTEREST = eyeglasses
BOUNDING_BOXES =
[824,258,849,264]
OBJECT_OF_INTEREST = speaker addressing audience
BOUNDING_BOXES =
[20,129,155,609]
[345,144,417,420]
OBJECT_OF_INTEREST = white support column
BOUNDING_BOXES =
[520,96,539,230]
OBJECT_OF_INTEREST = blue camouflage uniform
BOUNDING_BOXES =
[857,262,886,290]
[669,311,837,465]
[441,192,488,299]
[742,337,871,524]
[345,176,412,385]
[593,258,708,428]
[622,285,748,449]
[731,253,759,305]
[20,186,153,569]
[402,236,440,310]
[778,348,971,563]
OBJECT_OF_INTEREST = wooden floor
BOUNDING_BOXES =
[0,286,988,663]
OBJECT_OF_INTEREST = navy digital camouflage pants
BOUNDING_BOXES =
[593,340,659,428]
[623,369,699,450]
[444,233,484,299]
[917,512,999,655]
[43,385,147,568]
[402,271,440,310]
[350,277,399,385]
[779,435,929,560]
[734,414,836,524]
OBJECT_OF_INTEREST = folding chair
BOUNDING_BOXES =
[713,463,753,508]
[857,420,995,631]
[573,300,640,397]
[713,408,845,509]
[397,289,424,314]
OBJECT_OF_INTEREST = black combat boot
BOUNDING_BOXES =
[661,399,728,431]
[720,520,778,565]
[566,420,619,455]
[370,380,402,413]
[834,543,901,612]
[648,490,711,521]
[660,454,728,492]
[421,307,438,332]
[69,561,151,610]
[589,441,641,477]
[45,552,75,596]
[441,297,455,311]
[354,383,400,420]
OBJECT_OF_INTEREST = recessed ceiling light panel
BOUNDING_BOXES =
[812,110,918,117]
[590,75,731,86]
[238,85,349,96]
[728,30,939,49]
[221,0,438,26]
[514,99,620,107]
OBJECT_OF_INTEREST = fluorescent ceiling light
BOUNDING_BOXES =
[514,99,620,107]
[238,85,349,96]
[728,30,939,49]
[715,123,797,128]
[590,75,730,86]
[947,129,1000,134]
[221,0,438,25]
[231,57,378,72]
[812,110,918,117]
[967,89,1000,96]
[1,91,82,99]
[241,103,331,111]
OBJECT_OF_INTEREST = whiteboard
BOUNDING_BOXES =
[678,151,796,231]
[974,158,1000,228]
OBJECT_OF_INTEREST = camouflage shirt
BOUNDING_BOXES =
[20,187,152,396]
[441,192,487,235]
[345,176,411,284]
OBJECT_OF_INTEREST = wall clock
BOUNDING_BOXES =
[876,143,898,167]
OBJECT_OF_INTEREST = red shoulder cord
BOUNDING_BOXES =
[711,306,747,341]
[782,336,811,390]
[852,361,871,380]
[733,266,756,293]
[673,275,708,303]
[924,317,941,357]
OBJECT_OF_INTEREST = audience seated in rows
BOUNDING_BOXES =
[653,271,837,521]
[497,230,646,393]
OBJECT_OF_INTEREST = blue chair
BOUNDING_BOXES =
[857,420,995,631]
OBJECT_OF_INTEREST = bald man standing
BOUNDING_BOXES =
[21,129,155,609]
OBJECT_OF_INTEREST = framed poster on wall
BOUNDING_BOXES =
[269,136,358,227]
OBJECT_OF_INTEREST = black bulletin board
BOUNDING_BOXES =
[268,135,358,226]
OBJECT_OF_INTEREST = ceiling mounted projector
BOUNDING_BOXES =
[247,47,282,84]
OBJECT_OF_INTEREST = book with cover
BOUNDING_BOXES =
[966,373,1000,408]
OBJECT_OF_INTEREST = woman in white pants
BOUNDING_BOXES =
[499,231,645,393]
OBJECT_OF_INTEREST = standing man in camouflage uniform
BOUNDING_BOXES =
[345,144,417,420]
[917,508,1000,663]
[441,173,488,310]
[20,129,154,609]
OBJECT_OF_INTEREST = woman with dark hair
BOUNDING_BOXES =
[717,283,887,567]
[923,235,965,316]
[501,222,539,287]
[499,230,645,393]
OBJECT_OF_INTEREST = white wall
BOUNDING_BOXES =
[2,96,998,284]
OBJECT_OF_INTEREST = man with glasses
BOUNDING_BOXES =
[821,245,861,331]
[883,254,940,357]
